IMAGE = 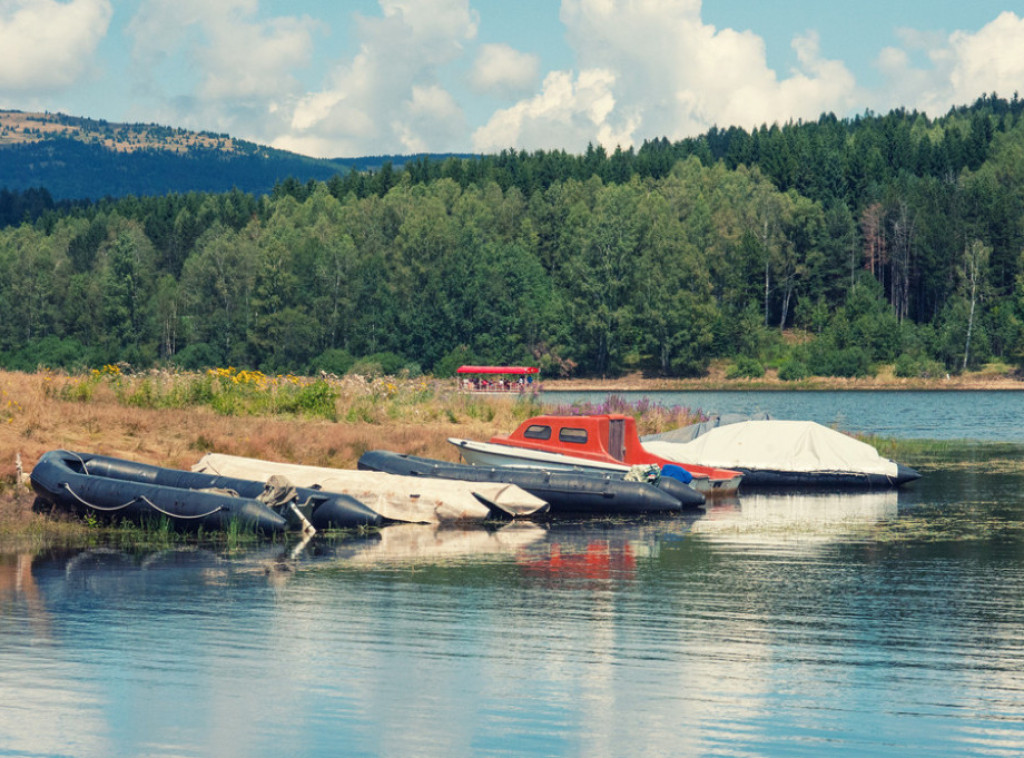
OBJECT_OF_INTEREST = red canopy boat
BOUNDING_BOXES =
[456,365,539,393]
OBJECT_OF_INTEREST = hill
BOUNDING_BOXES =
[0,110,470,200]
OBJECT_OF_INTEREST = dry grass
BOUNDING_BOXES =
[4,362,998,541]
[0,369,544,536]
[0,110,239,154]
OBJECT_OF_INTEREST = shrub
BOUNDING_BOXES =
[173,343,222,371]
[830,346,872,377]
[807,342,872,378]
[308,348,355,376]
[893,353,918,378]
[725,356,764,379]
[279,379,338,421]
[349,351,406,378]
[777,358,809,381]
[918,359,947,378]
[0,336,89,372]
[432,345,474,378]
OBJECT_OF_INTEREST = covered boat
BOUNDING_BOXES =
[29,450,383,533]
[642,419,921,488]
[358,449,704,514]
[192,453,549,523]
[452,414,743,496]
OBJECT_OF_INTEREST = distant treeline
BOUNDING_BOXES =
[0,138,348,202]
[0,127,477,203]
[2,94,1024,380]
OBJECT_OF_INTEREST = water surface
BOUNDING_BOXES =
[539,389,1024,441]
[3,471,1023,757]
[3,392,1024,757]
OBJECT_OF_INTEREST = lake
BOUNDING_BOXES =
[2,392,1024,757]
[539,388,1024,441]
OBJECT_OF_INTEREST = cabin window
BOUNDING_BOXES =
[523,424,552,440]
[558,427,588,444]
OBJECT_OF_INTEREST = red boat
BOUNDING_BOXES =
[486,414,742,496]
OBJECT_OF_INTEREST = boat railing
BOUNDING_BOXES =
[460,378,539,393]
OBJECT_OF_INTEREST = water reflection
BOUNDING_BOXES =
[0,552,50,638]
[695,489,899,544]
[3,477,1024,758]
[323,522,547,566]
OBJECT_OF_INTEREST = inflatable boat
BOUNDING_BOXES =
[30,450,383,533]
[357,450,704,514]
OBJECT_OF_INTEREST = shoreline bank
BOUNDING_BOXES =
[539,367,1024,393]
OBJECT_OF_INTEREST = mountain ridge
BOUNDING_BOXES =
[0,109,473,200]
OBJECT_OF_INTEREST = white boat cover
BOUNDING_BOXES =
[192,453,549,523]
[643,412,773,443]
[643,420,900,477]
[341,522,546,565]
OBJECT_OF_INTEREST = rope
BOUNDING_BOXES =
[68,450,91,475]
[60,482,226,520]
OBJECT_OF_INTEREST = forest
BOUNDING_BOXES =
[1,95,1024,380]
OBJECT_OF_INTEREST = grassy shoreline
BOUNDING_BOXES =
[1,366,1019,547]
[539,361,1024,392]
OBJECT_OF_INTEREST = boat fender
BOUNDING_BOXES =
[660,464,693,484]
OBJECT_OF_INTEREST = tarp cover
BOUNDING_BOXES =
[192,453,548,523]
[643,420,899,477]
[642,412,773,444]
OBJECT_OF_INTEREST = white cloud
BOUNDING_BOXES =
[131,0,317,98]
[277,0,477,157]
[474,0,858,152]
[469,43,540,99]
[104,2,1024,159]
[0,0,112,92]
[473,68,637,152]
[127,0,317,133]
[876,12,1024,115]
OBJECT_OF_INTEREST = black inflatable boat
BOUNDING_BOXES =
[31,450,383,533]
[357,450,705,515]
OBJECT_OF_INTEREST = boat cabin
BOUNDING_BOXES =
[492,414,740,484]
[493,414,658,465]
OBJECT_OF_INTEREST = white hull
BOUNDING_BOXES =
[449,437,630,472]
[447,438,739,496]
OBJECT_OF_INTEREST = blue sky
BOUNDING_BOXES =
[1,1,1023,158]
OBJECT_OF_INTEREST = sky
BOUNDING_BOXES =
[1,0,1024,159]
